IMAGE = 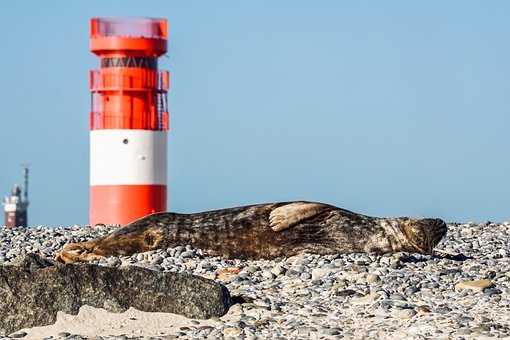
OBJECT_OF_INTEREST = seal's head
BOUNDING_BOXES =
[401,218,447,254]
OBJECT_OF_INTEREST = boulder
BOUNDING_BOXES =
[0,253,231,336]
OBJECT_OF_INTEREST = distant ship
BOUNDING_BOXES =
[3,166,29,228]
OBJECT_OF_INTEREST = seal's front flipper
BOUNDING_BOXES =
[269,202,329,232]
[55,241,105,264]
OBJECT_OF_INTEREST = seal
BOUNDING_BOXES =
[55,201,447,263]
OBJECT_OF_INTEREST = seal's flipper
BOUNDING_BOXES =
[55,241,105,264]
[269,202,328,232]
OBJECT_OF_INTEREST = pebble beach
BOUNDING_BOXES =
[1,221,510,339]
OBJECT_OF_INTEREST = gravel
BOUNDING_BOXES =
[1,221,510,339]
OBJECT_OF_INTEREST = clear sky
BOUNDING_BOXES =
[1,1,509,226]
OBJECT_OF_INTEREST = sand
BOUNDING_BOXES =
[19,306,219,339]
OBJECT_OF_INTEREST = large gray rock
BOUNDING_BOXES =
[0,253,231,336]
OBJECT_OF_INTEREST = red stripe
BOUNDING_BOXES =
[90,185,166,226]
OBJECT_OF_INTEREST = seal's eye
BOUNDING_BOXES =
[410,227,425,244]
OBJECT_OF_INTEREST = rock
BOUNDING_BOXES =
[320,327,341,336]
[455,279,494,292]
[262,270,275,280]
[300,272,312,280]
[366,273,380,284]
[223,327,242,337]
[456,328,472,335]
[435,306,451,314]
[297,326,317,336]
[217,267,240,281]
[334,289,358,297]
[149,255,163,265]
[332,279,348,290]
[484,288,502,297]
[271,265,285,276]
[311,268,333,281]
[0,253,231,336]
[107,257,121,267]
[9,331,27,338]
[416,305,431,314]
[245,265,259,273]
[392,309,416,319]
[180,250,194,258]
[351,292,380,305]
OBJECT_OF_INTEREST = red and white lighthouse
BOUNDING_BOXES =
[89,17,169,226]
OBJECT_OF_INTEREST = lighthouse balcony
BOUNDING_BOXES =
[89,68,170,92]
[89,69,169,92]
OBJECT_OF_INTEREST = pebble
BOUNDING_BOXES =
[351,292,380,305]
[366,273,380,284]
[455,279,494,292]
[262,270,275,280]
[392,308,417,319]
[9,332,27,338]
[222,327,242,337]
[271,265,285,276]
[0,221,509,339]
[300,272,312,280]
[311,268,332,281]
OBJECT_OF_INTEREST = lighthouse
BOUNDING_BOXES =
[3,166,29,228]
[89,17,170,226]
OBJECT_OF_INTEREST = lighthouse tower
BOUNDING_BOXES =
[89,17,169,226]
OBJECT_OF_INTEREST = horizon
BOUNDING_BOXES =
[1,1,510,225]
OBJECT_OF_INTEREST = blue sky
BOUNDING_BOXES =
[1,1,509,225]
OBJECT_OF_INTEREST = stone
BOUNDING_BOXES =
[271,265,285,276]
[180,250,194,258]
[434,306,451,314]
[217,267,241,281]
[245,265,259,273]
[332,279,348,290]
[416,305,431,314]
[262,270,275,280]
[107,257,122,267]
[392,309,416,319]
[484,288,502,297]
[9,332,27,338]
[311,268,333,281]
[366,273,380,284]
[300,272,312,280]
[223,327,242,337]
[334,289,358,297]
[351,292,380,305]
[149,255,163,265]
[320,327,341,335]
[455,279,494,292]
[0,254,231,336]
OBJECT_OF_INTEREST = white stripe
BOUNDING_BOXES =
[90,130,167,185]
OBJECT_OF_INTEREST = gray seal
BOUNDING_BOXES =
[56,201,447,263]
